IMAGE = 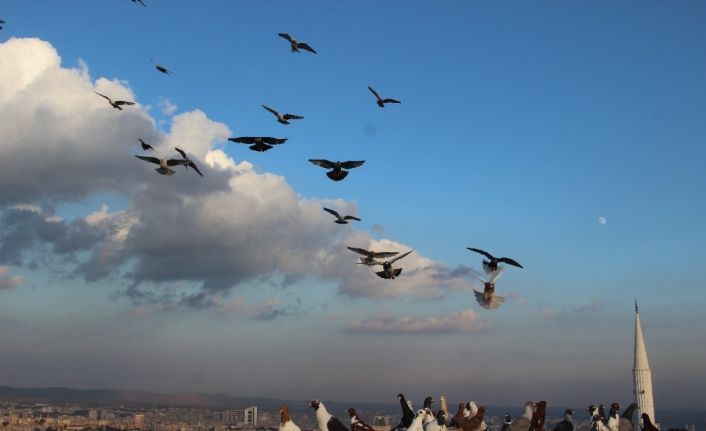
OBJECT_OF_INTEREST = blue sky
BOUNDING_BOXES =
[1,1,705,411]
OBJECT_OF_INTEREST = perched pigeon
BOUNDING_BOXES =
[528,401,546,431]
[279,405,301,431]
[311,400,348,431]
[641,414,659,431]
[348,408,375,431]
[461,407,486,431]
[552,410,574,431]
[508,402,535,431]
[392,393,415,431]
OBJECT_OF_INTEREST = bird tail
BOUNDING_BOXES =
[473,290,505,310]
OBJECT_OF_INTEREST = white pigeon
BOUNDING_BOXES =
[407,410,426,431]
[279,405,301,431]
[423,408,440,431]
[311,400,348,431]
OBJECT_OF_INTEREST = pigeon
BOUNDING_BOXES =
[278,33,317,54]
[423,397,434,413]
[451,403,467,429]
[439,396,449,418]
[135,149,202,177]
[407,410,427,431]
[151,60,172,75]
[461,407,486,431]
[640,414,659,431]
[174,147,204,176]
[262,105,304,125]
[368,86,401,108]
[279,405,301,431]
[95,92,135,110]
[528,401,546,431]
[392,393,415,431]
[552,410,574,431]
[309,159,365,181]
[131,0,146,6]
[310,400,348,431]
[606,404,620,431]
[508,402,535,431]
[588,406,608,431]
[347,247,399,266]
[348,408,375,431]
[618,404,638,431]
[474,268,506,309]
[501,414,512,431]
[323,208,361,224]
[423,408,441,431]
[374,250,414,279]
[467,247,523,274]
[464,402,487,431]
[139,138,156,153]
[228,136,288,152]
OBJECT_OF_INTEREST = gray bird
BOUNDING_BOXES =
[347,247,398,266]
[95,91,135,110]
[278,33,317,54]
[374,250,414,279]
[262,105,303,125]
[135,148,202,177]
[368,86,401,108]
[323,208,361,224]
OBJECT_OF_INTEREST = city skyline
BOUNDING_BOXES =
[1,1,705,410]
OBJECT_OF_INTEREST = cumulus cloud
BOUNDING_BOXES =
[0,37,475,310]
[344,309,490,334]
[0,266,25,290]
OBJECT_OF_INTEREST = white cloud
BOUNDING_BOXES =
[598,216,607,225]
[0,266,24,290]
[158,97,177,116]
[344,309,490,334]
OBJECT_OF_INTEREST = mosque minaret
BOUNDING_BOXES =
[633,301,656,424]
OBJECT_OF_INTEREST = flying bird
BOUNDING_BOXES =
[262,105,304,125]
[135,148,202,177]
[95,92,135,110]
[374,249,414,279]
[309,159,365,181]
[174,147,204,176]
[392,393,415,431]
[323,208,361,224]
[347,247,398,266]
[310,400,348,431]
[131,0,146,6]
[467,247,523,274]
[151,60,172,75]
[0,19,6,29]
[552,410,574,431]
[279,405,301,431]
[474,269,506,310]
[228,136,287,152]
[368,86,401,108]
[348,409,375,431]
[278,33,317,54]
[139,138,156,152]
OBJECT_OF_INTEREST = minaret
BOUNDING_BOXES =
[633,301,656,424]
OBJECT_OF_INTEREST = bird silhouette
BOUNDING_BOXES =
[262,105,303,125]
[278,33,317,54]
[95,92,135,110]
[323,208,361,224]
[228,136,288,152]
[467,247,523,273]
[309,159,365,181]
[368,86,401,108]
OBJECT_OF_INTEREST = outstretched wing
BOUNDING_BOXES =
[340,160,365,169]
[343,215,361,221]
[174,147,187,159]
[370,251,398,259]
[166,158,190,166]
[139,139,154,152]
[261,137,288,145]
[228,136,257,144]
[347,247,370,257]
[135,155,160,165]
[95,91,111,102]
[382,98,401,104]
[278,33,294,42]
[389,249,414,264]
[489,267,504,283]
[188,162,204,177]
[114,100,135,106]
[262,105,280,117]
[467,247,495,260]
[497,257,523,268]
[368,86,381,100]
[297,42,317,54]
[283,113,304,120]
[323,207,341,218]
[309,159,335,169]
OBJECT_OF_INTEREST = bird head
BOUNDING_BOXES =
[398,393,405,400]
[415,410,426,419]
[424,397,434,408]
[310,400,321,410]
[347,409,357,418]
[565,409,574,417]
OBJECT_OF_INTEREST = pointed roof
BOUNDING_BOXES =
[634,301,651,370]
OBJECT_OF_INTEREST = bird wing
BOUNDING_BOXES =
[188,162,204,177]
[389,249,414,264]
[340,160,365,169]
[347,247,371,257]
[166,158,190,166]
[174,147,187,159]
[371,251,398,258]
[497,257,523,268]
[327,417,348,431]
[261,137,288,145]
[489,267,504,283]
[382,98,401,104]
[262,105,280,117]
[278,33,294,42]
[135,155,160,165]
[114,100,135,106]
[368,86,381,100]
[309,159,335,169]
[467,247,495,260]
[323,207,341,218]
[283,113,304,120]
[228,137,257,144]
[343,215,361,221]
[95,91,111,102]
[297,43,317,54]
[139,139,154,151]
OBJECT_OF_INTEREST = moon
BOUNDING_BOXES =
[598,216,607,225]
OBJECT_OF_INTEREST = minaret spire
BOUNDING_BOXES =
[633,301,656,424]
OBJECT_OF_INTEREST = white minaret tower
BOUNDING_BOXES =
[633,301,656,424]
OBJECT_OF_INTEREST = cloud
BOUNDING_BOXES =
[344,309,490,334]
[539,308,556,317]
[598,216,607,225]
[0,37,475,309]
[158,97,177,116]
[0,266,25,290]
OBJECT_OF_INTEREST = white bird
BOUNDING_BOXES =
[279,405,301,431]
[508,402,535,431]
[347,247,398,266]
[473,269,505,310]
[311,400,348,431]
[407,410,426,431]
[463,402,487,431]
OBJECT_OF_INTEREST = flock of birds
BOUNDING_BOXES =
[277,396,658,431]
[87,3,529,307]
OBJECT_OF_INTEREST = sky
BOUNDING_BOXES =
[1,0,706,411]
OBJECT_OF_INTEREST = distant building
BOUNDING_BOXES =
[245,407,257,426]
[88,410,98,421]
[135,414,145,430]
[213,407,258,426]
[633,302,656,426]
